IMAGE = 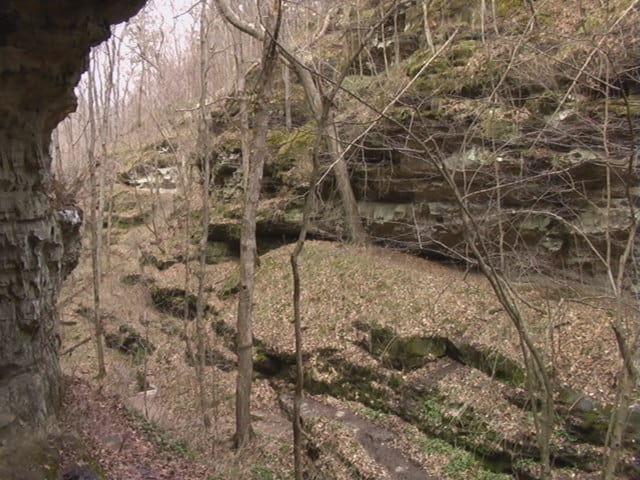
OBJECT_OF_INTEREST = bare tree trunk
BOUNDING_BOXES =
[101,36,117,272]
[355,0,364,76]
[105,181,115,272]
[525,0,538,30]
[232,28,250,192]
[393,4,400,64]
[326,114,365,243]
[494,159,505,271]
[480,0,486,43]
[294,67,366,244]
[602,120,639,479]
[137,61,145,128]
[290,62,337,480]
[65,115,76,172]
[181,164,195,364]
[290,151,318,480]
[194,0,211,429]
[283,63,292,130]
[235,0,283,448]
[602,325,636,480]
[422,0,435,53]
[213,0,368,245]
[87,60,106,378]
[491,0,499,35]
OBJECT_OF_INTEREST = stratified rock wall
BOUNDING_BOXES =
[206,0,638,276]
[0,0,144,444]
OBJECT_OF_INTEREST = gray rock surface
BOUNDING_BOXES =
[0,0,145,446]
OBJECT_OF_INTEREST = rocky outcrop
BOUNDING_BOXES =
[0,0,145,447]
[210,125,637,274]
[351,141,637,273]
[205,0,639,276]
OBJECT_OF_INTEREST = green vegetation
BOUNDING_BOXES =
[361,406,389,421]
[369,325,450,370]
[267,123,316,164]
[218,268,241,300]
[251,464,275,480]
[417,437,511,480]
[206,241,236,264]
[124,409,196,460]
[151,287,201,319]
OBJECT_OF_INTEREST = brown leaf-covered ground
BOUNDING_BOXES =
[57,376,210,480]
[56,186,638,480]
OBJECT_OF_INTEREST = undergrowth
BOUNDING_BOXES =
[122,408,196,460]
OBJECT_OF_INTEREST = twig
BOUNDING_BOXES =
[60,337,92,356]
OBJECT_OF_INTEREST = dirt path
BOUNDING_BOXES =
[281,394,436,480]
[58,376,209,480]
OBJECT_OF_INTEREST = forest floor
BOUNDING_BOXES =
[54,187,638,480]
[56,376,210,480]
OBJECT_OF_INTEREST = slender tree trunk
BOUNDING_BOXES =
[213,0,368,245]
[65,115,76,171]
[326,116,365,244]
[602,336,634,479]
[491,0,499,34]
[480,0,486,43]
[283,63,292,130]
[290,167,315,480]
[525,0,538,30]
[423,0,435,53]
[101,37,116,272]
[194,0,211,429]
[137,62,145,128]
[494,159,505,271]
[355,1,364,76]
[393,5,400,64]
[290,76,334,480]
[87,61,106,378]
[294,67,365,244]
[235,0,283,448]
[181,162,195,364]
[105,181,115,272]
[232,29,250,192]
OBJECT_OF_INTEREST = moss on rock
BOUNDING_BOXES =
[218,269,240,300]
[151,287,203,319]
[368,325,450,370]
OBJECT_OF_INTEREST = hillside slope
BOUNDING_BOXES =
[58,192,639,478]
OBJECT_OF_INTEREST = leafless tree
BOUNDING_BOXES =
[194,0,212,430]
[87,57,107,378]
[213,0,366,244]
[233,0,283,448]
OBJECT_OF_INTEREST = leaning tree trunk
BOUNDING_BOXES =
[0,0,144,449]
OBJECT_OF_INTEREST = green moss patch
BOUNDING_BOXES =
[366,325,450,370]
[151,287,204,320]
[218,269,240,300]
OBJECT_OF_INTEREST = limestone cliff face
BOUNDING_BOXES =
[0,0,144,444]
[206,0,638,276]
